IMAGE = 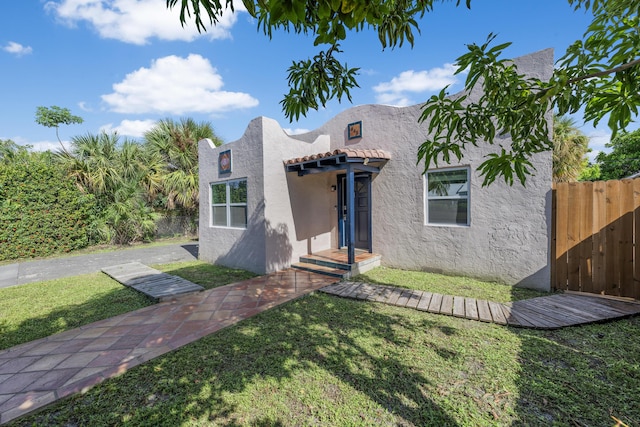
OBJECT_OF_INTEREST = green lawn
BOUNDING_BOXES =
[0,261,255,351]
[0,272,152,351]
[352,266,545,303]
[3,265,639,426]
[155,260,257,290]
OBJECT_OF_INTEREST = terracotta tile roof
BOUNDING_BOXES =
[284,148,391,165]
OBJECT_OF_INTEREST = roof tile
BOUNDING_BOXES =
[284,148,391,165]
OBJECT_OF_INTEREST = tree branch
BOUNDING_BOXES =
[567,57,640,84]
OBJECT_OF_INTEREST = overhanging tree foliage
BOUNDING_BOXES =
[168,0,639,185]
[35,106,84,153]
[595,129,640,180]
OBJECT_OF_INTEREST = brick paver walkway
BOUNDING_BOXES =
[0,269,337,425]
[6,271,638,425]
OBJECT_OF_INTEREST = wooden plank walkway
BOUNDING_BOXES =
[102,262,204,301]
[320,282,640,329]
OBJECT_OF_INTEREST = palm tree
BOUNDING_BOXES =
[58,131,159,244]
[552,115,590,183]
[59,132,121,195]
[143,118,222,215]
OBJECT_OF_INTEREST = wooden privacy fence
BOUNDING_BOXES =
[552,178,640,299]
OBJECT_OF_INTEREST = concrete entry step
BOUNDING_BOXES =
[299,254,352,271]
[297,249,382,279]
[291,262,350,279]
[101,262,204,301]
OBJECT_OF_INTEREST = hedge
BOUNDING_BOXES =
[0,158,98,261]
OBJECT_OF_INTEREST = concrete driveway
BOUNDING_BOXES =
[0,242,198,289]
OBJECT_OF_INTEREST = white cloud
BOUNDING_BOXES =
[359,68,377,76]
[46,0,242,45]
[587,129,611,152]
[585,129,611,162]
[374,93,414,107]
[102,54,259,114]
[3,41,33,56]
[31,140,71,152]
[284,128,310,135]
[22,139,69,152]
[100,119,157,137]
[78,101,92,112]
[373,64,460,106]
[1,136,71,152]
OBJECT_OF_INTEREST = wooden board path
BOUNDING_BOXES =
[319,282,640,329]
[102,262,204,301]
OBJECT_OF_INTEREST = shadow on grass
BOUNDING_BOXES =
[0,286,152,351]
[13,293,460,426]
[158,263,257,290]
[340,272,640,425]
[13,266,635,425]
[512,314,640,426]
[0,263,255,351]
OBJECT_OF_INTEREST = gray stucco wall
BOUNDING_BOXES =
[199,117,333,274]
[260,118,334,272]
[199,48,553,290]
[287,48,553,290]
[199,119,267,273]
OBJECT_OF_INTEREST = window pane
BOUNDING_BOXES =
[212,184,226,204]
[229,180,247,203]
[428,170,468,197]
[429,199,468,225]
[212,206,227,226]
[229,206,247,228]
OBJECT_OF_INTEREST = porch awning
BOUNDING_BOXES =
[284,148,391,176]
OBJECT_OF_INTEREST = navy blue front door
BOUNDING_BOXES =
[338,174,371,251]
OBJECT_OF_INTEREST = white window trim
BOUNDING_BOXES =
[424,166,470,227]
[210,178,247,229]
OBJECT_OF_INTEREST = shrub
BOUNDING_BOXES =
[0,156,98,261]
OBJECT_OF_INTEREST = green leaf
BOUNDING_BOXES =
[169,0,640,187]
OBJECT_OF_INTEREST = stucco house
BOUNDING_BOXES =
[199,49,553,291]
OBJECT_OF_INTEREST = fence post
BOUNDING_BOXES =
[605,181,621,295]
[554,182,569,291]
[592,181,607,293]
[620,180,634,297]
[567,182,581,290]
[551,184,557,291]
[579,182,594,293]
[634,178,640,300]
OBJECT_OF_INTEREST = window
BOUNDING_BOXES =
[426,167,470,226]
[211,179,247,228]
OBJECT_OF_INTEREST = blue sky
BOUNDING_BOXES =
[0,1,626,159]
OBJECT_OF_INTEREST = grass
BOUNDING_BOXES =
[4,266,640,426]
[0,272,152,351]
[155,261,256,291]
[352,266,545,303]
[0,261,254,351]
